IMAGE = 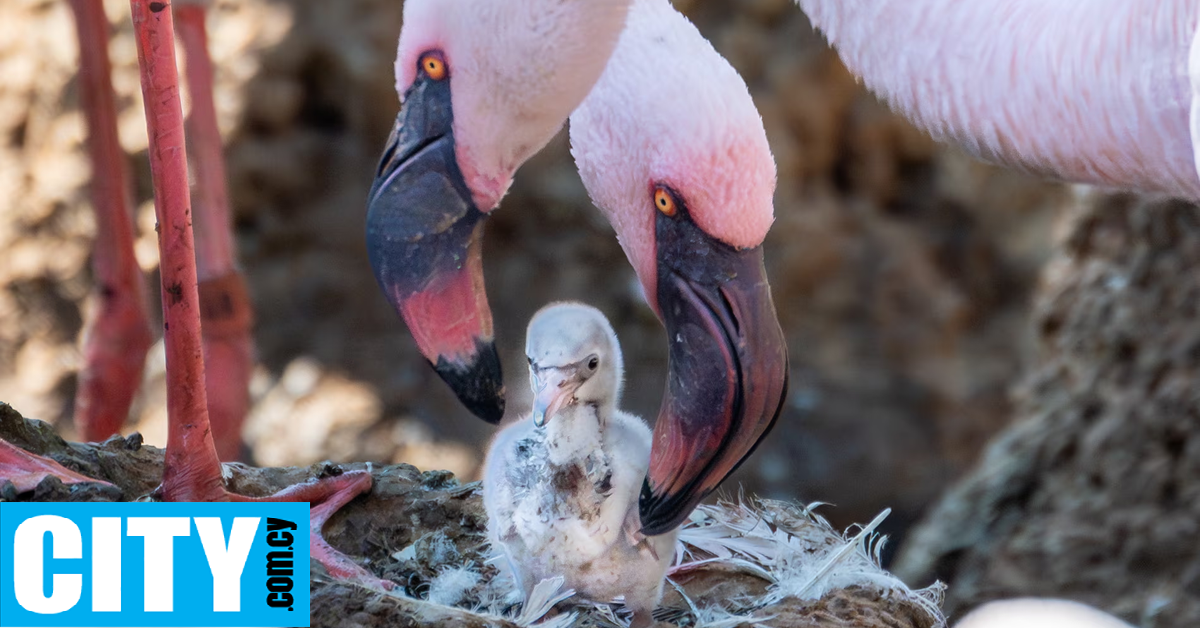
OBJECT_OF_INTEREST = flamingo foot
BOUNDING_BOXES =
[128,0,389,592]
[160,465,394,590]
[0,439,116,495]
[250,470,395,590]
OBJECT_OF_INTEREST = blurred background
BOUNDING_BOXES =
[0,0,1072,559]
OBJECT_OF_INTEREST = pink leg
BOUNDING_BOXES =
[68,0,154,443]
[175,3,254,462]
[128,0,391,589]
[0,440,115,493]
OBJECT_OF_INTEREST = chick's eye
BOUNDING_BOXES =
[587,356,600,370]
[654,186,677,217]
[419,52,447,81]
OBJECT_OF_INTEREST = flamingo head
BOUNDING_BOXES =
[366,0,631,423]
[570,0,787,534]
[524,302,625,428]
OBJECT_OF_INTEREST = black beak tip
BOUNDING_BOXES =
[638,479,688,536]
[432,341,506,424]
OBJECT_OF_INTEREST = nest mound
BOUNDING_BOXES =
[1,402,943,628]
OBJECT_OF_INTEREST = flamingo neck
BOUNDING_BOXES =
[544,403,604,467]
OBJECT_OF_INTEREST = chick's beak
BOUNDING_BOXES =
[639,206,789,536]
[530,367,583,427]
[366,71,505,424]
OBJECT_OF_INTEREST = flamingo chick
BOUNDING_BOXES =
[484,303,677,626]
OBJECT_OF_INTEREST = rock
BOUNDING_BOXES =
[1,403,943,628]
[894,194,1200,627]
[0,402,160,499]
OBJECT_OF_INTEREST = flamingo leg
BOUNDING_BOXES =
[174,2,254,463]
[128,0,392,589]
[68,0,154,444]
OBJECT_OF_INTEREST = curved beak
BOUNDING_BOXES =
[366,73,505,424]
[530,366,583,427]
[638,206,789,535]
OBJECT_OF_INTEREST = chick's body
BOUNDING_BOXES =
[483,303,677,622]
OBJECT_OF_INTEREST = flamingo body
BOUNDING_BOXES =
[798,0,1200,198]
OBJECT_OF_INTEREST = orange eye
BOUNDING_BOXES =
[419,52,447,81]
[654,187,677,217]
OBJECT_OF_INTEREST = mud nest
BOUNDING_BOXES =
[1,402,944,628]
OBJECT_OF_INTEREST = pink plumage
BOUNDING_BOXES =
[570,0,777,308]
[798,0,1200,199]
[395,0,631,211]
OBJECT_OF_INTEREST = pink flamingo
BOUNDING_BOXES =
[796,0,1200,198]
[366,0,634,425]
[368,0,785,535]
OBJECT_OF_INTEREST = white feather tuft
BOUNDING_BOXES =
[427,566,482,606]
[784,508,890,601]
[694,607,774,628]
[391,544,417,562]
[515,576,577,627]
[674,496,947,627]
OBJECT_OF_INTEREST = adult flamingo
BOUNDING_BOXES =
[570,0,787,535]
[367,0,787,534]
[795,1,1200,198]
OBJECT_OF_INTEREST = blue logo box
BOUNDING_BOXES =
[0,502,311,627]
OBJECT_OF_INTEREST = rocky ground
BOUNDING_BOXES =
[895,194,1200,628]
[0,0,1067,553]
[1,402,947,628]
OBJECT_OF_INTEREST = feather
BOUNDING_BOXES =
[515,576,577,627]
[789,508,890,600]
[427,566,482,606]
[672,495,947,627]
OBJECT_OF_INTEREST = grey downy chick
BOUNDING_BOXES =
[483,302,678,626]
